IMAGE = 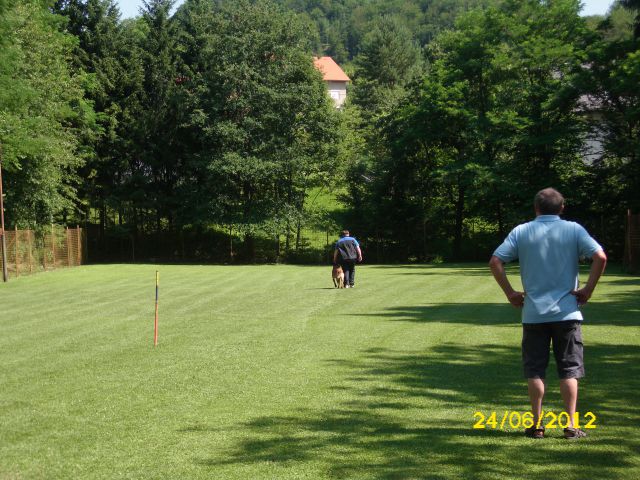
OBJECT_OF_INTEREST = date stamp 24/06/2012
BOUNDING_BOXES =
[473,411,597,430]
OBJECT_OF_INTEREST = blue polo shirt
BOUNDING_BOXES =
[493,215,603,324]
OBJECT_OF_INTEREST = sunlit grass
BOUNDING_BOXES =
[1,264,638,479]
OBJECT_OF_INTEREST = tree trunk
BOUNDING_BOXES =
[497,201,505,239]
[132,208,138,261]
[423,218,428,262]
[422,196,428,261]
[100,203,107,257]
[295,195,305,251]
[285,220,291,252]
[453,182,465,260]
[244,232,255,262]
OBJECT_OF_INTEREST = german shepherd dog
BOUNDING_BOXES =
[332,265,345,288]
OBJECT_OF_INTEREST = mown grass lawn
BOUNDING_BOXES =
[1,263,639,479]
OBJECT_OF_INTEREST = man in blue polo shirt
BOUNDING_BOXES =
[333,230,363,288]
[489,188,606,440]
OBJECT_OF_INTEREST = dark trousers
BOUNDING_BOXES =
[339,260,356,286]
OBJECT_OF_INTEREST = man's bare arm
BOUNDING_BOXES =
[571,250,607,306]
[356,246,362,262]
[489,255,525,308]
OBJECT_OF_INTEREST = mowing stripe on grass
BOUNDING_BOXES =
[0,264,638,479]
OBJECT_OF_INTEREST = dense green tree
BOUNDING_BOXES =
[349,0,592,261]
[268,0,497,62]
[341,15,425,259]
[52,0,150,249]
[137,0,181,233]
[3,0,639,263]
[620,0,640,37]
[581,5,640,223]
[486,0,590,217]
[588,1,636,41]
[170,0,341,259]
[351,15,423,118]
[0,0,94,227]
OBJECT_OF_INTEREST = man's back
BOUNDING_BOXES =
[493,215,602,323]
[336,236,359,261]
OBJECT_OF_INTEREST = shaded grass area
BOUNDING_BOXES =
[0,264,638,479]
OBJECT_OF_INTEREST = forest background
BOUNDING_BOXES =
[0,0,638,263]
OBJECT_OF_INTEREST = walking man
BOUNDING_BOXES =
[489,188,607,439]
[333,230,362,288]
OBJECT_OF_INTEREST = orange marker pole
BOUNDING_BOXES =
[154,271,159,346]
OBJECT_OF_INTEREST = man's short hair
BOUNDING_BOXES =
[534,188,564,215]
[340,230,350,238]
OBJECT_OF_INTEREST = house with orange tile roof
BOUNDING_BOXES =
[313,56,350,108]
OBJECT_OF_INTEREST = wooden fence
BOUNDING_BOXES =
[0,225,86,279]
[624,211,640,273]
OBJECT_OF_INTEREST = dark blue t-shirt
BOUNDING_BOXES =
[335,236,360,261]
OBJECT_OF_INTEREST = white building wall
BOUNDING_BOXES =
[327,81,347,108]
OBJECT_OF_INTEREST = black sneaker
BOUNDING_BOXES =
[564,427,587,440]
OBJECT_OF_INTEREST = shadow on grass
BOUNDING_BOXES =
[349,303,518,325]
[583,287,640,326]
[602,277,640,286]
[350,288,640,327]
[188,341,640,478]
[367,263,494,277]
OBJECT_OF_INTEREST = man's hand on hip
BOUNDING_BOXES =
[507,291,525,308]
[571,250,607,306]
[571,287,593,306]
[489,256,524,308]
